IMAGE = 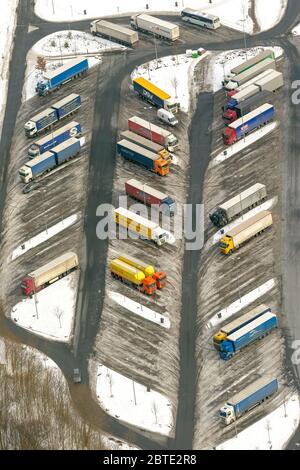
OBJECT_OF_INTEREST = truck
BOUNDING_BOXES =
[213,304,271,349]
[128,115,179,152]
[216,310,278,360]
[36,57,89,96]
[133,77,179,113]
[225,58,276,91]
[219,377,278,425]
[28,121,81,158]
[226,69,273,98]
[117,139,170,176]
[110,255,166,295]
[120,130,169,159]
[222,103,275,145]
[19,137,81,183]
[227,70,283,102]
[24,93,81,137]
[21,252,79,296]
[130,13,180,41]
[125,178,176,216]
[222,91,272,124]
[219,210,273,255]
[113,207,169,246]
[210,183,267,227]
[90,19,139,46]
[224,49,275,84]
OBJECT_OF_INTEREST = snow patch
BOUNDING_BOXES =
[255,0,288,32]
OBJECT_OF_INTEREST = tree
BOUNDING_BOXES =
[151,400,158,424]
[54,307,64,328]
[64,41,70,49]
[171,75,179,99]
[35,56,46,72]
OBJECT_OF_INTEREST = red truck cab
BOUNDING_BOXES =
[223,127,236,145]
[142,277,157,295]
[153,271,167,289]
[21,277,36,296]
[222,108,238,124]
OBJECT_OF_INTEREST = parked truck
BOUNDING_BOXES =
[224,49,275,84]
[219,210,273,255]
[125,178,176,216]
[36,57,89,96]
[130,14,180,41]
[113,207,169,245]
[216,310,278,360]
[133,77,179,113]
[110,255,166,295]
[222,91,272,123]
[21,252,79,296]
[210,183,267,227]
[90,19,139,46]
[24,93,81,137]
[226,69,274,98]
[225,58,276,91]
[117,139,170,176]
[128,115,179,152]
[19,137,81,183]
[227,70,283,102]
[28,121,81,158]
[219,377,278,425]
[120,130,170,159]
[222,103,275,145]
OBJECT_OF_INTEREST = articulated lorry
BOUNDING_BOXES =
[210,183,267,227]
[219,210,273,255]
[117,139,170,176]
[21,252,78,296]
[219,377,278,425]
[120,130,169,159]
[225,58,276,91]
[36,57,89,96]
[90,19,139,46]
[19,137,81,183]
[125,178,176,216]
[28,121,81,158]
[24,93,81,137]
[130,14,180,41]
[223,103,275,145]
[113,207,169,246]
[227,70,283,103]
[128,115,179,152]
[133,77,179,113]
[222,91,272,123]
[224,49,275,84]
[110,254,166,295]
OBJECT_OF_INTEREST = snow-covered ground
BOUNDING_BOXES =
[207,278,276,329]
[10,273,78,342]
[108,291,171,328]
[132,52,209,113]
[0,0,19,138]
[11,213,78,260]
[96,364,174,435]
[292,23,300,35]
[255,0,288,33]
[217,394,300,450]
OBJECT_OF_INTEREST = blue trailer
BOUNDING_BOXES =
[50,138,81,164]
[28,121,81,158]
[219,377,278,425]
[117,139,170,176]
[36,57,89,96]
[24,93,81,137]
[223,103,275,145]
[219,311,278,360]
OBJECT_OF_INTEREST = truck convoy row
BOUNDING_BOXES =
[227,69,284,102]
[223,49,275,85]
[28,121,81,158]
[225,57,276,91]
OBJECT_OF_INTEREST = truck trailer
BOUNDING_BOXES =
[219,377,278,425]
[217,311,278,360]
[213,304,271,349]
[225,58,276,91]
[28,121,81,158]
[36,57,89,96]
[113,207,169,246]
[210,183,267,227]
[120,130,169,159]
[128,115,179,152]
[222,91,272,123]
[226,69,275,98]
[130,14,180,41]
[219,210,273,255]
[117,139,170,176]
[24,93,81,137]
[21,252,79,296]
[227,70,283,103]
[90,19,139,46]
[19,137,81,183]
[224,49,275,84]
[223,103,275,145]
[133,77,179,113]
[125,178,176,216]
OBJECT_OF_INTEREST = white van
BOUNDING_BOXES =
[157,108,178,127]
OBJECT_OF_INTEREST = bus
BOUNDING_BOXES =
[181,8,221,30]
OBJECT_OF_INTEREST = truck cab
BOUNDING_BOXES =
[19,165,32,184]
[219,235,234,255]
[90,20,98,34]
[24,120,37,138]
[222,108,238,124]
[161,197,176,216]
[164,99,180,114]
[153,227,169,245]
[223,127,236,145]
[166,135,179,152]
[154,158,170,176]
[152,271,167,289]
[36,80,50,97]
[21,277,35,296]
[142,277,157,295]
[219,404,236,425]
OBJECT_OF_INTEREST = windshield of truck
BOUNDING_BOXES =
[219,410,227,418]
[19,169,29,177]
[219,242,228,249]
[170,117,177,124]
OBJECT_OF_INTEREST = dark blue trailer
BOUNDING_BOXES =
[50,137,81,164]
[51,93,81,119]
[28,121,81,158]
[117,139,169,176]
[36,57,89,96]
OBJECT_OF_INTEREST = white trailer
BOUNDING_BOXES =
[90,19,139,46]
[130,14,180,41]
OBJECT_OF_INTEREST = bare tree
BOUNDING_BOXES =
[151,400,158,424]
[54,306,64,328]
[170,75,179,99]
[35,56,46,72]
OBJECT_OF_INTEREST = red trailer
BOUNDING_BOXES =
[125,178,176,215]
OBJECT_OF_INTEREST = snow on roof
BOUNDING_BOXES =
[220,183,266,211]
[220,303,270,335]
[44,57,87,80]
[229,377,278,406]
[227,311,276,341]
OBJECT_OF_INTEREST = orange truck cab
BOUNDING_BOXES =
[154,158,170,176]
[142,276,157,295]
[153,271,167,289]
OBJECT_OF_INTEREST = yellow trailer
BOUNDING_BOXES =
[116,254,155,277]
[110,258,156,295]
